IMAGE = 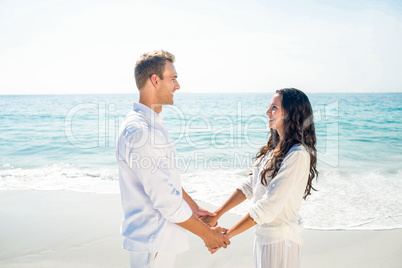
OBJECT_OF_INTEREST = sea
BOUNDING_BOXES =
[0,93,401,231]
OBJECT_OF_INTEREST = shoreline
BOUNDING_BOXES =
[0,190,401,267]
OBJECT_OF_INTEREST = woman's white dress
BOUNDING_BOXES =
[238,144,310,268]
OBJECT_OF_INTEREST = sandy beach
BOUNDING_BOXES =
[0,190,401,268]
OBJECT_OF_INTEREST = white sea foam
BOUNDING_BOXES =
[298,169,402,230]
[1,164,401,230]
[182,168,402,231]
[0,163,119,194]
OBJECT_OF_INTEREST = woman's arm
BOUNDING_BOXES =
[208,213,256,254]
[249,149,309,225]
[225,213,256,240]
[200,189,247,227]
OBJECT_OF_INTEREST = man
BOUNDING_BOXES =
[116,50,230,268]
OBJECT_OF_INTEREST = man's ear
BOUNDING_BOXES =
[150,74,159,88]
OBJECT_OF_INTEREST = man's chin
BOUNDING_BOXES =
[162,100,174,105]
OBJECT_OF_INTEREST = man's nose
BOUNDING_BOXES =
[174,81,180,90]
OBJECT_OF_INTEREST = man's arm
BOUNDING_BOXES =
[122,129,229,250]
[121,129,192,224]
[182,188,216,218]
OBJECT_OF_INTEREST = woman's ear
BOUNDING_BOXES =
[150,74,159,88]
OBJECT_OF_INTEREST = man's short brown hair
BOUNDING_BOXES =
[134,50,175,90]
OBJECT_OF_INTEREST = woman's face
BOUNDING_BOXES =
[266,93,285,135]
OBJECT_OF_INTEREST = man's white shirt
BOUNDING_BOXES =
[116,102,192,254]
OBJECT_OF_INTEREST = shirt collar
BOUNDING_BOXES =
[132,102,164,124]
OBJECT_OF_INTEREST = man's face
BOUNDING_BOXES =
[156,61,180,105]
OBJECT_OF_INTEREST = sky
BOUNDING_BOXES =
[0,0,401,95]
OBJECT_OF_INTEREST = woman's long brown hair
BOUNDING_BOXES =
[255,88,318,200]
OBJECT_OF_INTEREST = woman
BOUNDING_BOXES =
[201,88,318,267]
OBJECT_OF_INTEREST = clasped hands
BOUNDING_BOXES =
[199,214,230,254]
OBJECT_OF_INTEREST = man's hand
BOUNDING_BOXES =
[207,213,256,254]
[207,232,229,254]
[203,226,230,250]
[208,246,221,254]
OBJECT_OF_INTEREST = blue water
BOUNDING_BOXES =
[0,93,401,230]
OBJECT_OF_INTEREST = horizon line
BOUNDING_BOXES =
[1,91,402,96]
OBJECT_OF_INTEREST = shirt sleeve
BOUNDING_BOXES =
[237,173,255,200]
[123,127,192,224]
[249,148,309,225]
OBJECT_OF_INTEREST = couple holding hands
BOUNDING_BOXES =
[116,50,318,268]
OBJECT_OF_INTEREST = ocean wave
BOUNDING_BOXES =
[303,214,402,231]
[0,163,119,194]
[182,169,402,231]
[1,164,401,230]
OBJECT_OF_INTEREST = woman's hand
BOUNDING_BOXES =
[199,214,219,227]
[193,206,216,218]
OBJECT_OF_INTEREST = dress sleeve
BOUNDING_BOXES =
[249,148,309,225]
[237,172,255,200]
[123,128,192,224]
